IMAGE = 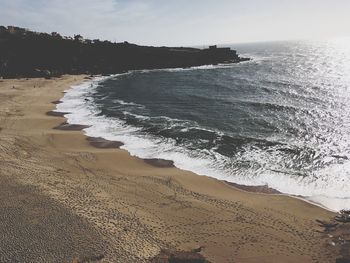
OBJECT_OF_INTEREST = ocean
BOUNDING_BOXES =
[57,39,350,211]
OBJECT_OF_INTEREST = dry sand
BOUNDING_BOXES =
[0,76,348,263]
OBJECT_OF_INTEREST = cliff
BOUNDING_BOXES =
[0,26,249,78]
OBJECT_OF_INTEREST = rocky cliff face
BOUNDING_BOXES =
[0,26,249,78]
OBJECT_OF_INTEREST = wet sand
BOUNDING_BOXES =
[46,110,69,117]
[144,158,175,168]
[225,181,282,194]
[0,76,347,262]
[54,122,90,131]
[86,136,124,149]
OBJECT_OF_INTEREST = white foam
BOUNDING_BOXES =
[56,74,350,212]
[135,63,241,74]
[113,99,144,107]
[122,111,150,121]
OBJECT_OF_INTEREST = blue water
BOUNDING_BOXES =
[58,39,350,211]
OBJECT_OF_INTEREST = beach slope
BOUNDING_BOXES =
[0,76,343,262]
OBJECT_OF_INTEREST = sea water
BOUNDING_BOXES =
[57,39,350,211]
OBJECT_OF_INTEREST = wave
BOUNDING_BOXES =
[112,99,144,107]
[56,74,350,212]
[134,63,243,74]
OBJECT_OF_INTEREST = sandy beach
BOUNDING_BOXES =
[0,76,348,262]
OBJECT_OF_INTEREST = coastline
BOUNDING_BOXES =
[0,75,345,262]
[56,73,343,212]
[50,103,334,210]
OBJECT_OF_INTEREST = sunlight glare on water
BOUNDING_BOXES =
[58,39,350,211]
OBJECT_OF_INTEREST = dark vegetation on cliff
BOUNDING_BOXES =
[0,26,249,78]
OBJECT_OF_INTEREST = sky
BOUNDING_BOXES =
[1,0,350,46]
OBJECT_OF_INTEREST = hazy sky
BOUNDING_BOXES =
[1,0,350,46]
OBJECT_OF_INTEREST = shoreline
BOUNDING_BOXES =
[56,118,337,213]
[55,74,340,212]
[1,75,347,262]
[51,102,339,213]
[50,103,284,195]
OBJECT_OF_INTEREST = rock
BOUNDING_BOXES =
[150,249,210,263]
[335,211,350,223]
[0,26,249,78]
[336,258,350,263]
